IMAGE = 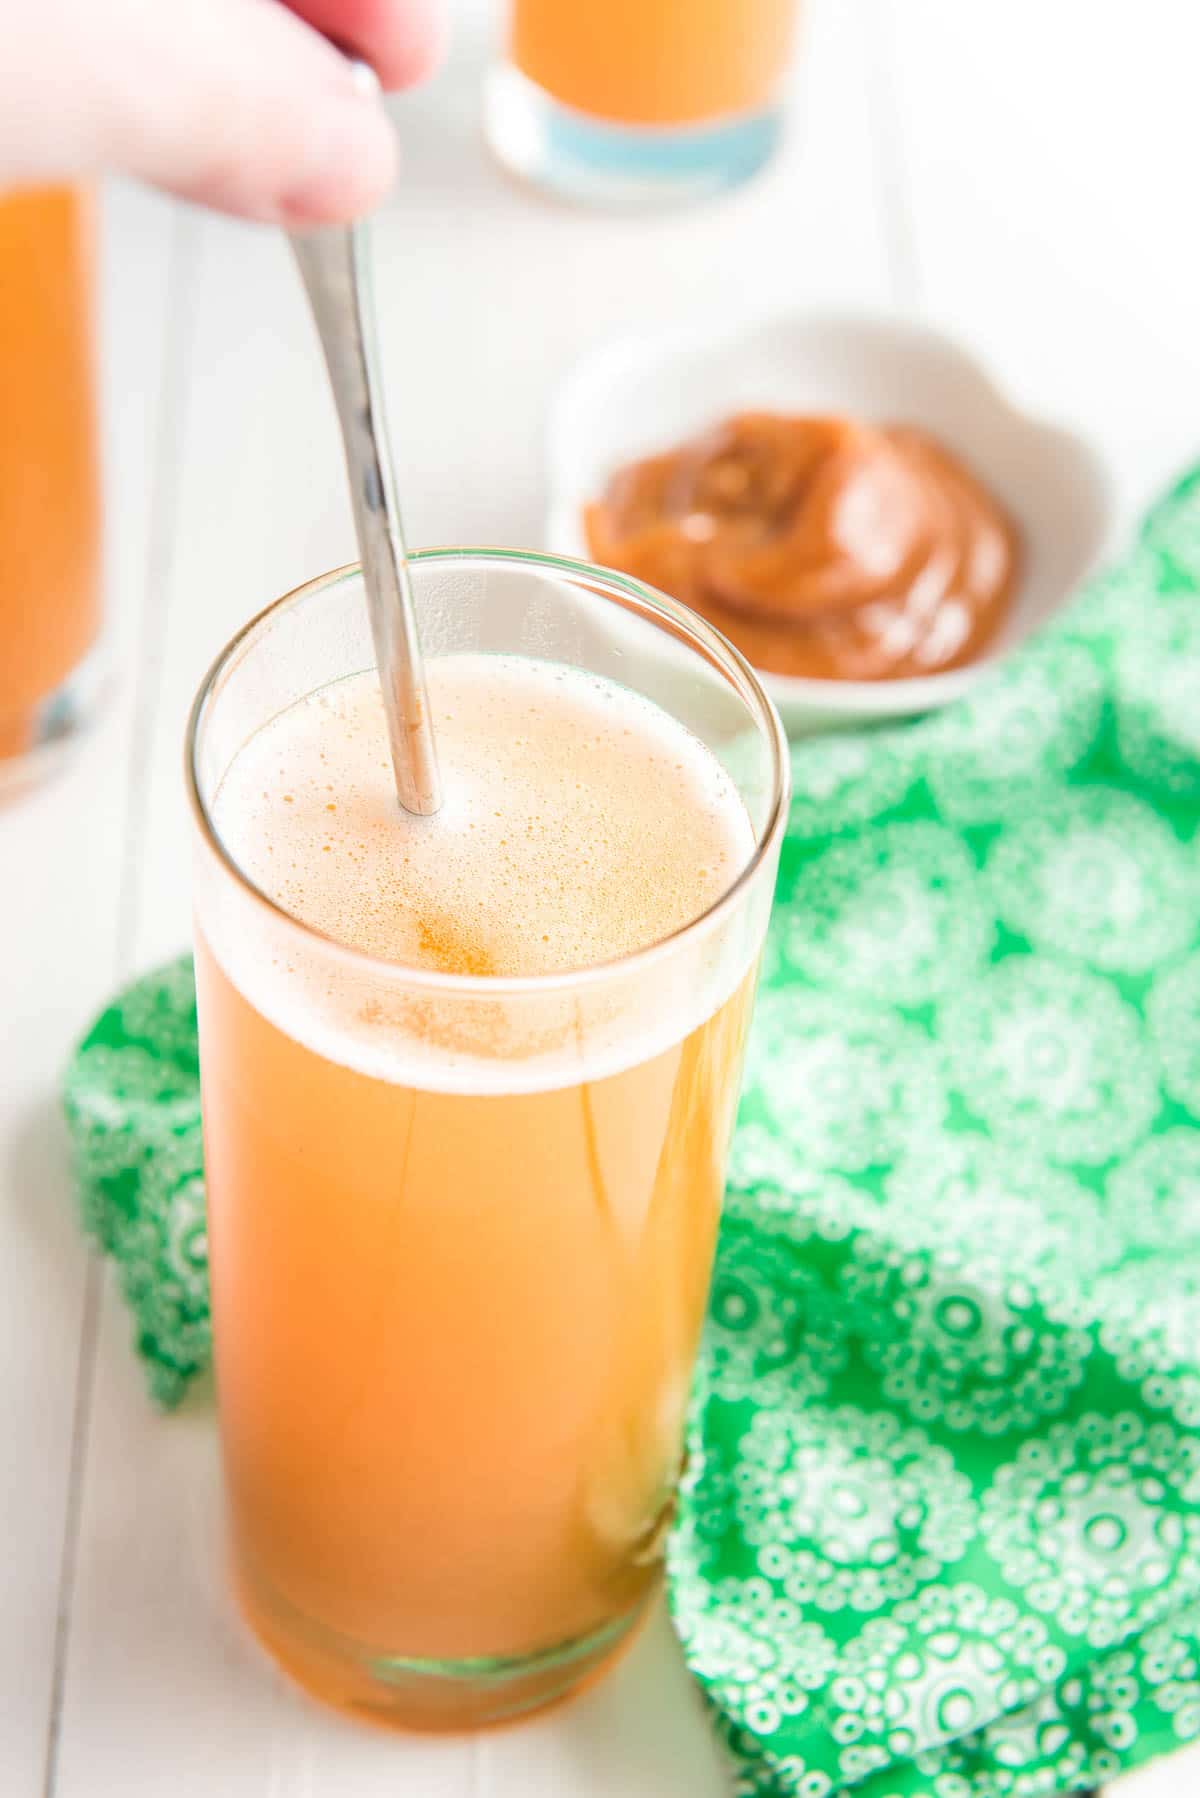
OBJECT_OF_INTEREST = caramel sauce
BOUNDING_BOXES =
[585,413,1021,681]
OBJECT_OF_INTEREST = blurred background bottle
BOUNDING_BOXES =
[0,186,102,789]
[485,0,802,207]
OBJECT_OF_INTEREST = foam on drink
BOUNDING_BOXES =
[213,654,753,979]
[203,655,759,1091]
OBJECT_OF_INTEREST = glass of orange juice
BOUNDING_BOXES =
[485,0,802,205]
[0,186,103,790]
[187,550,787,1729]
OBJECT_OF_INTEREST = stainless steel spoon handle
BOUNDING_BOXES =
[291,220,441,817]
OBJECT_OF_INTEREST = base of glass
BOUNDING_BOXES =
[237,1558,652,1732]
[0,646,109,799]
[483,63,784,208]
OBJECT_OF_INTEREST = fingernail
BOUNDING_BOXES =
[282,93,397,223]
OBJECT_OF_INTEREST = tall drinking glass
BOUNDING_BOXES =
[485,0,803,206]
[0,186,102,789]
[187,551,787,1729]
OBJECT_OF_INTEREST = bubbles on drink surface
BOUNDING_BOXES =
[213,655,753,978]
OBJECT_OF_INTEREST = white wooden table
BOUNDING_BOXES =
[4,2,1199,1791]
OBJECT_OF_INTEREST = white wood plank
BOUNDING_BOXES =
[0,179,174,1796]
[877,0,1200,531]
[52,1,891,1791]
[1116,1744,1200,1794]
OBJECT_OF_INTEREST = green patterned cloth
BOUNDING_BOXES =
[63,470,1200,1795]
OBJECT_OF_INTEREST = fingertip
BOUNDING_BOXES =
[374,3,446,90]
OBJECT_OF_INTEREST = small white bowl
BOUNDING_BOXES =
[545,313,1113,733]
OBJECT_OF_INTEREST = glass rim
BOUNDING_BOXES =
[185,547,790,998]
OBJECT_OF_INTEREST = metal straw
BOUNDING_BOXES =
[290,219,441,816]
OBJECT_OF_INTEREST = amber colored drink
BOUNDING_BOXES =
[509,0,799,127]
[0,187,101,763]
[195,946,752,1721]
[191,635,782,1729]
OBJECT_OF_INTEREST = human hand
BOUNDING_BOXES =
[0,0,444,224]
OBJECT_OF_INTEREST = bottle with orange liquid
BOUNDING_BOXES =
[0,186,103,789]
[485,0,802,205]
[188,551,787,1729]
